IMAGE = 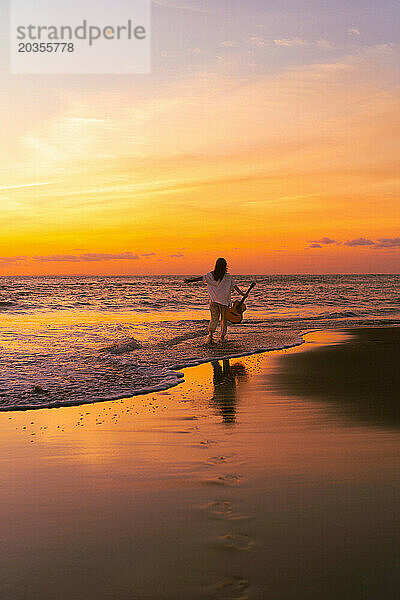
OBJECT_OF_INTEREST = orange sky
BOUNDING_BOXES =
[0,1,399,274]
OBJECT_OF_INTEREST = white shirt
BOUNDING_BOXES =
[202,272,235,306]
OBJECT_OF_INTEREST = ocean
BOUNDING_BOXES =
[1,274,399,410]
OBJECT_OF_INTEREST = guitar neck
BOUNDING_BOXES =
[237,283,255,308]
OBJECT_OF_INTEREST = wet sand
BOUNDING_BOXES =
[1,327,399,599]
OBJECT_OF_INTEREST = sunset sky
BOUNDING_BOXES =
[0,0,399,274]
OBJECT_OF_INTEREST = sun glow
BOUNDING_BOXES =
[1,2,399,274]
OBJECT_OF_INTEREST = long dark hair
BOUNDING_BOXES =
[212,257,227,281]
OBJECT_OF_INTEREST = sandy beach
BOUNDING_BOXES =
[1,327,399,600]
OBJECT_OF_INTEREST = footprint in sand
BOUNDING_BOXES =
[203,501,252,523]
[197,439,218,449]
[203,500,233,519]
[206,455,234,466]
[216,532,253,551]
[205,473,243,487]
[211,576,250,600]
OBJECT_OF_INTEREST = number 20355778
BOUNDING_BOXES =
[18,42,75,53]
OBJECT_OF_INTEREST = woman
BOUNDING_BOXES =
[185,258,245,343]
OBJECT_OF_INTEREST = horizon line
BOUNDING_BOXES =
[1,272,399,277]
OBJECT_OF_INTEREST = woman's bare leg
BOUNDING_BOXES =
[208,302,220,342]
[220,306,228,339]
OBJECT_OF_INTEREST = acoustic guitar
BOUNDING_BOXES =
[225,282,256,324]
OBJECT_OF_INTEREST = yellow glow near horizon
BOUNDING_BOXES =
[1,42,399,274]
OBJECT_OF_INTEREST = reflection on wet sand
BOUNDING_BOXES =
[273,327,400,429]
[211,360,248,424]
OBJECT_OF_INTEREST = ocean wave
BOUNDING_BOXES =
[103,338,143,355]
[0,321,302,411]
[155,329,208,349]
[0,300,17,307]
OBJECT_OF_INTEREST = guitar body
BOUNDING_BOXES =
[224,281,256,324]
[225,301,247,324]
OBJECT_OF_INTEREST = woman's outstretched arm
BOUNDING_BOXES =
[184,276,203,283]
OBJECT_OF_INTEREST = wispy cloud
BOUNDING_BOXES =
[373,237,400,249]
[344,237,400,249]
[0,182,55,192]
[308,236,400,250]
[306,237,338,249]
[274,38,308,47]
[349,28,361,36]
[152,0,210,13]
[316,39,335,50]
[247,35,266,48]
[0,256,27,263]
[310,237,337,245]
[344,237,374,247]
[33,252,140,263]
[170,253,184,258]
[273,37,334,49]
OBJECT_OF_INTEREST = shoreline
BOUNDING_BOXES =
[1,334,305,413]
[3,322,398,413]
